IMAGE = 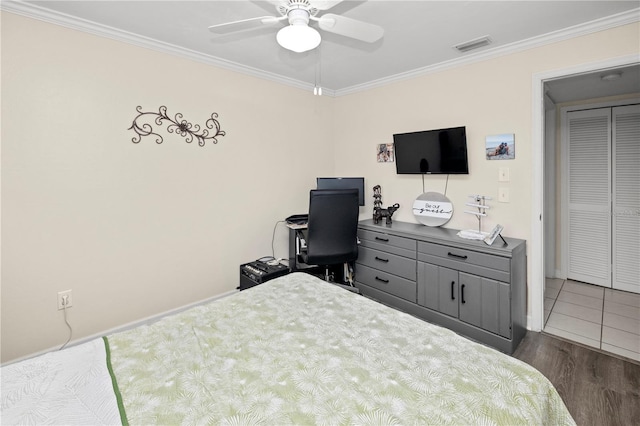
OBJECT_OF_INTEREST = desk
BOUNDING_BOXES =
[286,223,312,272]
[287,223,348,281]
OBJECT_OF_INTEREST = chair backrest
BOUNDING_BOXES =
[305,189,360,265]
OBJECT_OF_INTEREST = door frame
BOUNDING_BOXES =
[530,54,639,331]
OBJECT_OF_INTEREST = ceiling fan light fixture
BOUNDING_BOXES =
[277,23,321,53]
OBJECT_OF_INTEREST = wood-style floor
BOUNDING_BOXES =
[513,331,640,426]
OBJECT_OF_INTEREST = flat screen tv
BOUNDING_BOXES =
[393,126,469,174]
[316,177,365,206]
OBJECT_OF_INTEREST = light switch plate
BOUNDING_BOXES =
[498,187,510,203]
[499,167,510,182]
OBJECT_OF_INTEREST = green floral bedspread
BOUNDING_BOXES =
[107,272,575,425]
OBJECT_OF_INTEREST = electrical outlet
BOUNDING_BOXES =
[498,187,510,203]
[498,167,510,182]
[57,290,73,310]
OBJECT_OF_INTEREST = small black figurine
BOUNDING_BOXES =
[372,185,399,224]
[373,203,400,225]
[373,185,382,211]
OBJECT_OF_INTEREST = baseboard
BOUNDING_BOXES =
[2,289,238,367]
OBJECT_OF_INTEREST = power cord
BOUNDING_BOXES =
[444,174,450,196]
[59,298,73,350]
[422,173,450,195]
[271,220,286,261]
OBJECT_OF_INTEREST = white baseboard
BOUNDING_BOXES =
[2,289,238,367]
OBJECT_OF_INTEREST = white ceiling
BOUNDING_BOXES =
[3,1,639,97]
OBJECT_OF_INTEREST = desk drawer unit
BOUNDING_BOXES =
[358,246,416,281]
[356,264,417,302]
[356,229,417,302]
[358,229,416,259]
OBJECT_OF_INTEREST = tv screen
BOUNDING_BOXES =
[316,177,365,206]
[393,126,469,174]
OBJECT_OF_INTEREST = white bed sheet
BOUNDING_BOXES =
[1,338,121,426]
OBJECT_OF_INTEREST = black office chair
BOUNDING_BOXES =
[297,189,360,292]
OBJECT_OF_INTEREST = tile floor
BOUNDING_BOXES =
[544,278,640,363]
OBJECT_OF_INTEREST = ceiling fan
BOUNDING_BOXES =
[208,0,384,53]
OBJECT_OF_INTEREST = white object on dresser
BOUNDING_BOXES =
[458,194,491,239]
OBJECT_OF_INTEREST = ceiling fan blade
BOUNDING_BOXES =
[318,13,383,43]
[312,0,344,11]
[208,16,284,34]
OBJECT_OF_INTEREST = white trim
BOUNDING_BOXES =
[338,8,640,96]
[561,97,640,113]
[0,1,333,96]
[1,289,239,367]
[530,75,546,332]
[560,109,570,281]
[543,103,557,278]
[530,54,640,332]
[2,1,638,97]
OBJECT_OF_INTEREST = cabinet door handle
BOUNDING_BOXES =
[375,236,390,242]
[374,256,389,263]
[451,281,456,300]
[461,284,466,304]
[447,252,468,260]
[375,276,389,284]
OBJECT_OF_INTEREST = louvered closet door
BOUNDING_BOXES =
[567,109,611,287]
[612,105,640,293]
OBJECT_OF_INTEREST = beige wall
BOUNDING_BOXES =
[1,12,334,363]
[2,10,638,363]
[332,22,639,321]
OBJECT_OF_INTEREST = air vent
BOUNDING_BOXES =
[454,36,492,53]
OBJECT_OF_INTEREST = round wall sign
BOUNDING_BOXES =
[413,192,454,227]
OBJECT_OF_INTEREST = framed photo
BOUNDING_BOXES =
[486,134,515,160]
[484,224,507,246]
[377,143,394,162]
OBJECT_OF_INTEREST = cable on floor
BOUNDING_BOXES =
[59,302,73,351]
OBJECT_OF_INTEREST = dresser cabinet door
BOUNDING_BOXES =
[459,273,511,338]
[417,262,438,310]
[417,262,458,318]
[438,267,459,318]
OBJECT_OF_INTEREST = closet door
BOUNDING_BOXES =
[566,109,611,287]
[612,105,640,293]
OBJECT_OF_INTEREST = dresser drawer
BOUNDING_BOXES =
[356,264,417,302]
[358,229,416,259]
[357,246,416,281]
[418,241,510,272]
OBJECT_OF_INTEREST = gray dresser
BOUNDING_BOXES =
[355,219,527,354]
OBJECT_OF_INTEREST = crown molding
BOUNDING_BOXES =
[335,7,640,96]
[2,2,638,98]
[0,1,317,92]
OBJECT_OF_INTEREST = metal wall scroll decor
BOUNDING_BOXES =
[129,105,226,147]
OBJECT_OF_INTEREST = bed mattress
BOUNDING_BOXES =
[2,272,575,425]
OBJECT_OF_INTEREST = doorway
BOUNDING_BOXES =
[533,60,639,362]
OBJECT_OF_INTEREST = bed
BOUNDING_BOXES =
[2,272,575,425]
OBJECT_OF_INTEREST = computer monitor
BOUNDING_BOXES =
[316,177,365,206]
